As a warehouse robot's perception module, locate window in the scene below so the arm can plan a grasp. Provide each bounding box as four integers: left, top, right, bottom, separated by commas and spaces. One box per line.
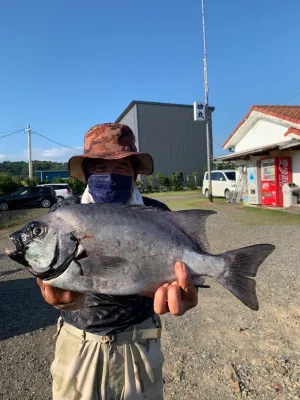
224, 172, 236, 181
216, 172, 225, 181
211, 172, 218, 181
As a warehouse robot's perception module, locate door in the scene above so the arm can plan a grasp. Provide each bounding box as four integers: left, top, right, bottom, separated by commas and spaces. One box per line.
7, 188, 32, 208
217, 172, 227, 196
261, 158, 276, 206
27, 187, 43, 205
210, 172, 219, 196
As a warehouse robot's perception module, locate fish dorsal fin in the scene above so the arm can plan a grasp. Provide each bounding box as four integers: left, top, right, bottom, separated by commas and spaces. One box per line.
170, 209, 216, 252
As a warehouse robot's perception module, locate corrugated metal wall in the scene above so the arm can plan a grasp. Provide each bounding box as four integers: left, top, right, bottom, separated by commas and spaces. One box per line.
136, 103, 208, 176
117, 105, 140, 150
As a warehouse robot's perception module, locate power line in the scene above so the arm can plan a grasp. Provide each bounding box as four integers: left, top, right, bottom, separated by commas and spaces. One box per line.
0, 128, 24, 134
280, 91, 300, 104
32, 131, 81, 152
0, 129, 25, 139
213, 137, 224, 149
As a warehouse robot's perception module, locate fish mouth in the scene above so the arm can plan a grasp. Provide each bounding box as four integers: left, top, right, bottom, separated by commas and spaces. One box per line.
8, 230, 79, 280
7, 231, 61, 278
6, 247, 29, 266
7, 233, 30, 268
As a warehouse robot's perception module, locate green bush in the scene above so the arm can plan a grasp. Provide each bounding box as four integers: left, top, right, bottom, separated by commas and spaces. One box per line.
156, 172, 172, 191
146, 175, 154, 192
22, 177, 38, 187
0, 173, 23, 195
170, 173, 183, 191
67, 178, 86, 195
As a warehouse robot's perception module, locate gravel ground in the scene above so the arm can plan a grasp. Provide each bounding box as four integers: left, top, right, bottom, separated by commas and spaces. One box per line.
0, 204, 299, 400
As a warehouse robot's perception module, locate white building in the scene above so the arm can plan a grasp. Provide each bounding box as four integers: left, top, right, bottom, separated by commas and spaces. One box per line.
216, 105, 300, 207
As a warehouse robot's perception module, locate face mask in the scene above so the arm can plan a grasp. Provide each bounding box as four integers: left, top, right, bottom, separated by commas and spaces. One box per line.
87, 173, 133, 204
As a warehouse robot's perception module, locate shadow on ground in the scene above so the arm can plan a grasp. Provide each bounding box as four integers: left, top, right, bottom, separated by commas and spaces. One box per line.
0, 268, 23, 277
0, 278, 59, 340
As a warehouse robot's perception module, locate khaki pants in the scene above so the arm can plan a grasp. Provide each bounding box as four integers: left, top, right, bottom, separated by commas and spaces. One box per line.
51, 317, 164, 400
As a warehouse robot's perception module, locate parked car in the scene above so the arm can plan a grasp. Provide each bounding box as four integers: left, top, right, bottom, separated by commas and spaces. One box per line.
0, 186, 57, 211
37, 183, 73, 201
202, 170, 236, 199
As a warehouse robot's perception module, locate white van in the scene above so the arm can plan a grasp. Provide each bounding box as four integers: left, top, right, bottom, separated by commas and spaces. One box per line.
37, 183, 73, 202
202, 170, 236, 199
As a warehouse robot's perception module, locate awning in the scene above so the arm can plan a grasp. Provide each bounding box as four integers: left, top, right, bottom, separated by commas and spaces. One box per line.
215, 140, 300, 161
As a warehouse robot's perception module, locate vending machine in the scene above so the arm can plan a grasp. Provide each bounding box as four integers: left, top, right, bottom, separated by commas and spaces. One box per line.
260, 157, 292, 206
247, 161, 261, 204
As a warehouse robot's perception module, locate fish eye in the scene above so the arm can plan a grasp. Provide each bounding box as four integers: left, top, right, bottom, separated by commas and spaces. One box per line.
32, 226, 44, 237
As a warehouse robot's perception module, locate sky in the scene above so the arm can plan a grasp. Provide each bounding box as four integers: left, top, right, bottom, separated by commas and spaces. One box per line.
0, 0, 300, 162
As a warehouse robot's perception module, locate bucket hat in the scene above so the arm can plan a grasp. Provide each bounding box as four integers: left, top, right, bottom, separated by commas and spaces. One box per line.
68, 123, 154, 182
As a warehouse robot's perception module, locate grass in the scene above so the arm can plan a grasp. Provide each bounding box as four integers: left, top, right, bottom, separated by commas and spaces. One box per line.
147, 191, 300, 225
146, 189, 203, 197
237, 206, 300, 225
0, 209, 48, 231
146, 190, 226, 210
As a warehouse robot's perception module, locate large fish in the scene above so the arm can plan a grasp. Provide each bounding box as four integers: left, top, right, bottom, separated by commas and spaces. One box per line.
6, 204, 275, 310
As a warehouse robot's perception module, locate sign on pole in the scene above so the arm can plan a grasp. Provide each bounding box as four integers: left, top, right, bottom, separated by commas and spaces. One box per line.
193, 101, 206, 122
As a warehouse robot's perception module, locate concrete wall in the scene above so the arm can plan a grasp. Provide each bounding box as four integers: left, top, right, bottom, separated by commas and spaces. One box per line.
291, 151, 300, 185
235, 119, 287, 152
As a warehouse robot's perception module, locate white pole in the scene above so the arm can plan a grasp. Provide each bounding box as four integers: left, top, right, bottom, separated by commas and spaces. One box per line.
201, 0, 213, 202
25, 124, 33, 180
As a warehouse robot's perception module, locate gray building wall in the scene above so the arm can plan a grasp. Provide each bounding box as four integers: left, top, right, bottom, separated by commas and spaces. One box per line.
118, 102, 208, 177
117, 104, 140, 150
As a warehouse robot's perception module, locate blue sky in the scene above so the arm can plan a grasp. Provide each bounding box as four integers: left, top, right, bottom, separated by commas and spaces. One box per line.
0, 0, 300, 161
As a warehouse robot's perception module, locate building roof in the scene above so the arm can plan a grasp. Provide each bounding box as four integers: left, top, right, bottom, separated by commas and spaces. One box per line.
284, 126, 300, 137
216, 139, 300, 161
223, 105, 300, 148
115, 100, 215, 123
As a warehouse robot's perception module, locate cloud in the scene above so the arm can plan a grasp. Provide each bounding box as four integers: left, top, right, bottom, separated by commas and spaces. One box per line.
0, 147, 83, 162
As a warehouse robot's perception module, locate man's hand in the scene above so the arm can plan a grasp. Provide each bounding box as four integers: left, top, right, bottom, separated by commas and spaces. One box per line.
37, 278, 85, 311
154, 262, 198, 316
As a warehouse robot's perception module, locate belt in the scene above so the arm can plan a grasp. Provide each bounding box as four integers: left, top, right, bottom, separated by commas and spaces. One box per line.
55, 317, 161, 343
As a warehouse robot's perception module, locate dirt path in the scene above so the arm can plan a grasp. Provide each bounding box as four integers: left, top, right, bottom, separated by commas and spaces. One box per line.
0, 204, 299, 399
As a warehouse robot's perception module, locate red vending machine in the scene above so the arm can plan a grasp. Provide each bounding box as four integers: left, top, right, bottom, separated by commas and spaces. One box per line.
260, 157, 292, 206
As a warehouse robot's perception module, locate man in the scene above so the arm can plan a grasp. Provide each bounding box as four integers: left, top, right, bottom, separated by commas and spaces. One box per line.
38, 123, 198, 400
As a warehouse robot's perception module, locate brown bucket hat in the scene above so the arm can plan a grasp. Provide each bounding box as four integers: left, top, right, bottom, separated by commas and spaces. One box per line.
68, 123, 154, 182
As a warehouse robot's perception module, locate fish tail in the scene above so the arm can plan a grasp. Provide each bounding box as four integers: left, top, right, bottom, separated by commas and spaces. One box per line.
214, 244, 275, 311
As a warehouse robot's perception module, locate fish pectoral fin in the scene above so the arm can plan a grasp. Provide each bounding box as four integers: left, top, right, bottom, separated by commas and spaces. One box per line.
79, 255, 130, 278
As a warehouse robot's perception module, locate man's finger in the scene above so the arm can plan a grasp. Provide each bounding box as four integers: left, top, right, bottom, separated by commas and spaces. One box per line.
167, 285, 183, 316
175, 262, 194, 293
154, 285, 169, 315
175, 262, 198, 309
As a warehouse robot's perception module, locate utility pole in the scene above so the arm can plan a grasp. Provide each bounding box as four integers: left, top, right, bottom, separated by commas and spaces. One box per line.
25, 124, 33, 180
202, 0, 213, 202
